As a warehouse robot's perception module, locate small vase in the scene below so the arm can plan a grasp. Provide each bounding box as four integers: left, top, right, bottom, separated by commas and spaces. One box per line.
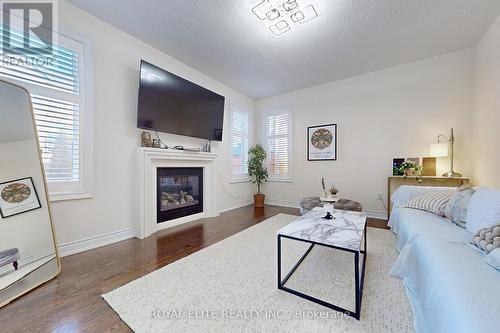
404, 168, 414, 176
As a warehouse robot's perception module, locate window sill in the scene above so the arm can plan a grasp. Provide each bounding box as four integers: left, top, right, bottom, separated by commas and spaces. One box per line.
49, 192, 93, 202
267, 178, 293, 183
230, 177, 250, 184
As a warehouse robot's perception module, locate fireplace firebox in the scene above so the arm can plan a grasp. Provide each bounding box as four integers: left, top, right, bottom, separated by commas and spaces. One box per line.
157, 167, 203, 223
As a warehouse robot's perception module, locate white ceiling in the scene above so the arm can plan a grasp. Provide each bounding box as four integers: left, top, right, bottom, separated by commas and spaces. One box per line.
67, 0, 500, 99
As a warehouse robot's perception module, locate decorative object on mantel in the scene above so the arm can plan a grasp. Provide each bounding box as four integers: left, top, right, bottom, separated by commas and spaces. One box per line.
399, 160, 422, 176
152, 139, 161, 148
248, 144, 268, 208
430, 128, 462, 177
140, 131, 152, 147
308, 124, 337, 161
202, 140, 211, 153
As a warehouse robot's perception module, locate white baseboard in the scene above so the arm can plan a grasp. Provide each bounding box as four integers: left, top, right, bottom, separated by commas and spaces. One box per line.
58, 200, 253, 257
58, 227, 137, 257
265, 198, 299, 208
265, 198, 388, 220
54, 204, 387, 258
219, 198, 253, 213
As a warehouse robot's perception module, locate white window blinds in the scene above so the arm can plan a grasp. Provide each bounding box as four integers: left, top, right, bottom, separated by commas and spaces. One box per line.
0, 25, 88, 198
32, 94, 80, 182
264, 109, 291, 180
231, 105, 250, 178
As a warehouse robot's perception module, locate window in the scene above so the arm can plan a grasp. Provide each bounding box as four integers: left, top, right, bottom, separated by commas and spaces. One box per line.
0, 28, 91, 200
231, 105, 251, 180
263, 108, 292, 181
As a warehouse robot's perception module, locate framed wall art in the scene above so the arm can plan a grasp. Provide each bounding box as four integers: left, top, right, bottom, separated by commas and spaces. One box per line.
308, 124, 337, 161
0, 177, 41, 218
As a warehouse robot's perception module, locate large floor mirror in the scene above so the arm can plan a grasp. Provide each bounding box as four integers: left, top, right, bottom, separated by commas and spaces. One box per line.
0, 80, 60, 307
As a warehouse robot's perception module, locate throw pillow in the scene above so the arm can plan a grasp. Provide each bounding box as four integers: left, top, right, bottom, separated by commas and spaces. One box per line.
466, 187, 500, 234
404, 190, 456, 216
485, 248, 500, 271
471, 224, 500, 253
444, 188, 475, 228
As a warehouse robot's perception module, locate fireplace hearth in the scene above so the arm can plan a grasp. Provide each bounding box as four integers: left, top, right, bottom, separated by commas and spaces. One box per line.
157, 167, 203, 223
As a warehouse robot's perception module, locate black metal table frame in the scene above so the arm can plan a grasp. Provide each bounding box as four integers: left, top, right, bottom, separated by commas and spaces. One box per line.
277, 224, 367, 320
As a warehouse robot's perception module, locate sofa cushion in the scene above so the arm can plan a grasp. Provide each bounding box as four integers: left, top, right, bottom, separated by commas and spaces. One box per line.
466, 187, 500, 234
390, 185, 458, 215
404, 190, 456, 216
390, 207, 470, 252
471, 224, 500, 253
391, 236, 500, 333
444, 188, 475, 228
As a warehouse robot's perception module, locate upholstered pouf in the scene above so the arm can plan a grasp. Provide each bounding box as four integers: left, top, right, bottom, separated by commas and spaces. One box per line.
299, 197, 323, 215
299, 197, 363, 215
0, 248, 20, 270
335, 199, 363, 212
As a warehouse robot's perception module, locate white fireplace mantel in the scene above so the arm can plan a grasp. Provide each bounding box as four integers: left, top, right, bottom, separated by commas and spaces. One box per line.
135, 147, 219, 239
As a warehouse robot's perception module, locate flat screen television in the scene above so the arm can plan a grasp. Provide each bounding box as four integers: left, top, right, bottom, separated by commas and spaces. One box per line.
137, 60, 225, 141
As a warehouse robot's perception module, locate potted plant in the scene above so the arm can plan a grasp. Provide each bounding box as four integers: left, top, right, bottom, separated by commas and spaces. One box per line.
248, 144, 268, 208
399, 161, 422, 176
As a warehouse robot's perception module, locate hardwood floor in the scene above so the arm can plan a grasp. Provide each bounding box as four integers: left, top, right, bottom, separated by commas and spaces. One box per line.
0, 205, 387, 332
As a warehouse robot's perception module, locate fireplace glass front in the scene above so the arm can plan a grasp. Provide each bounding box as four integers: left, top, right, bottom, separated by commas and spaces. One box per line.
157, 167, 203, 223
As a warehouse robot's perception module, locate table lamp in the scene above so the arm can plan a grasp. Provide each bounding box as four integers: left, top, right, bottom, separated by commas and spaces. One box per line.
429, 128, 462, 177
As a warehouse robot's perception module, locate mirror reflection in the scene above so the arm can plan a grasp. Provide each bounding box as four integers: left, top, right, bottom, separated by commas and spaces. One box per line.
0, 80, 60, 306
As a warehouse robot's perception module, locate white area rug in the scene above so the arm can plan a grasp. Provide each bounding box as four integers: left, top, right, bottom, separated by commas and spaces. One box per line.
103, 214, 414, 332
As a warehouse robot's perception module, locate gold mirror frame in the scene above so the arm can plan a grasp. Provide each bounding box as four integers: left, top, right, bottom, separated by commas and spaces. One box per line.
0, 79, 61, 307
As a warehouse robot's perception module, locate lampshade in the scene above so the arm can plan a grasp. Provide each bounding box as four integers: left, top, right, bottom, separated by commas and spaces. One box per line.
430, 143, 449, 157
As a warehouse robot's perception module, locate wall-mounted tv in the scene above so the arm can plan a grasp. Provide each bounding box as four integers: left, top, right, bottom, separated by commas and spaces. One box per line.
137, 60, 225, 141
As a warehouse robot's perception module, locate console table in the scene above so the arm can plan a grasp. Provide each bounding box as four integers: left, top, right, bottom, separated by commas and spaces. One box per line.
388, 176, 470, 218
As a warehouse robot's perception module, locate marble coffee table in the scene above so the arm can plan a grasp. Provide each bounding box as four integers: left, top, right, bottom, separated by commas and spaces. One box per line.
277, 207, 367, 320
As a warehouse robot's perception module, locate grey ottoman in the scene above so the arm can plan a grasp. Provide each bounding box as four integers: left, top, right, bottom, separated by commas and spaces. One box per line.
0, 248, 20, 271
299, 197, 363, 215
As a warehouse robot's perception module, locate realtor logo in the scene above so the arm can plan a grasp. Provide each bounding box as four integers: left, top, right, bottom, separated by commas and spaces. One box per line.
1, 0, 57, 56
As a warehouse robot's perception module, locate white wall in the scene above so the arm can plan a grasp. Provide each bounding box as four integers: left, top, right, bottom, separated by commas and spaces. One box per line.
43, 1, 495, 252
474, 13, 500, 188
50, 1, 255, 249
257, 50, 475, 217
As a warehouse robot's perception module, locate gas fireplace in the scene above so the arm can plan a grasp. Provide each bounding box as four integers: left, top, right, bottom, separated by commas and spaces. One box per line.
157, 167, 203, 223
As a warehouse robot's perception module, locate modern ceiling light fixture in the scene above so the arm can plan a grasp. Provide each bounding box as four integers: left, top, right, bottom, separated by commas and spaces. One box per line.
252, 0, 319, 36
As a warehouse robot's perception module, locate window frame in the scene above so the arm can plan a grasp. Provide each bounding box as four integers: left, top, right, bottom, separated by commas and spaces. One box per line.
230, 103, 252, 183
0, 29, 93, 201
262, 106, 293, 183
